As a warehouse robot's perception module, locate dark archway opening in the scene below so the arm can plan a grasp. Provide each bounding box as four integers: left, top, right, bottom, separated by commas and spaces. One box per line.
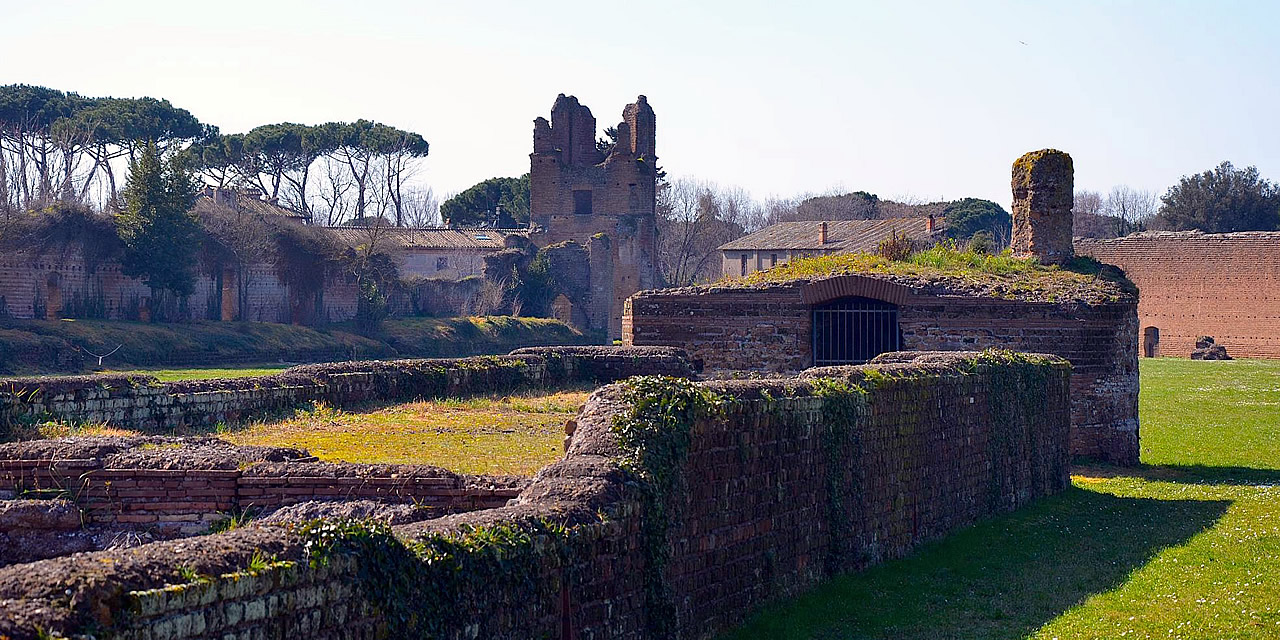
811, 296, 901, 366
1143, 326, 1160, 358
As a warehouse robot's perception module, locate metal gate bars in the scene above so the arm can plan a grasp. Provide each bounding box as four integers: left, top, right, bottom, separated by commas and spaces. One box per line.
811, 296, 900, 366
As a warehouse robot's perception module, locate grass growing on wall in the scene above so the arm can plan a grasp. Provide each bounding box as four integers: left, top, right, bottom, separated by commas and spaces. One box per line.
724, 245, 1135, 302
722, 357, 1280, 639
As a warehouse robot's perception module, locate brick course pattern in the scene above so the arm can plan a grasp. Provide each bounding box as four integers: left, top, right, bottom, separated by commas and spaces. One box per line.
0, 457, 520, 536
0, 351, 1072, 639
623, 274, 1139, 464
529, 94, 661, 339
1076, 231, 1280, 359
0, 346, 695, 432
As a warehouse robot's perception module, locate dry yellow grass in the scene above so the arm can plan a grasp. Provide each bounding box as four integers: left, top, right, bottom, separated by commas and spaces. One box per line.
222, 389, 591, 476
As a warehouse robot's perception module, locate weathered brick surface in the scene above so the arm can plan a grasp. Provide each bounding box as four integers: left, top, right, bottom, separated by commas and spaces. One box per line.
0, 457, 519, 535
0, 352, 1071, 640
529, 94, 661, 339
1077, 231, 1280, 359
0, 346, 694, 432
624, 276, 1139, 464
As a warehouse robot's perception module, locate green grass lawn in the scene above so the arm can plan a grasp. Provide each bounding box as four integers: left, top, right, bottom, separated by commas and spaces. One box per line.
724, 357, 1280, 639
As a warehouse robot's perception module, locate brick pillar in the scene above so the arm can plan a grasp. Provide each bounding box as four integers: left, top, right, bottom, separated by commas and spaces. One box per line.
1011, 149, 1074, 265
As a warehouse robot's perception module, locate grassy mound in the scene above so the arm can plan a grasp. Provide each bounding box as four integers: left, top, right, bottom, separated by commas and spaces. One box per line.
0, 316, 594, 375
727, 245, 1136, 304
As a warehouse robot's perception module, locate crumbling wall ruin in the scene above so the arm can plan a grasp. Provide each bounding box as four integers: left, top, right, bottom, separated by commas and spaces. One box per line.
529, 94, 661, 339
0, 351, 1072, 640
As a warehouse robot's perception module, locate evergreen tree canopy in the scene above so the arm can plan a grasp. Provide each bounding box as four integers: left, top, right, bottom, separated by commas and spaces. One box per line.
116, 140, 202, 298
1155, 161, 1280, 232
943, 198, 1011, 243
440, 175, 530, 228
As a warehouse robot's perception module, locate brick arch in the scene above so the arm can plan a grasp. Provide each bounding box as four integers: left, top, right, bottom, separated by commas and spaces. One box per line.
800, 275, 913, 306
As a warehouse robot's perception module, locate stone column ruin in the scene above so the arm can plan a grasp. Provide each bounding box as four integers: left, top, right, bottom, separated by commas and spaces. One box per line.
1011, 149, 1074, 265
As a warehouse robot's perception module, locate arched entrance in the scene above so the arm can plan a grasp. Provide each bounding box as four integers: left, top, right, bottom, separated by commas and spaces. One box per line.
811, 296, 901, 366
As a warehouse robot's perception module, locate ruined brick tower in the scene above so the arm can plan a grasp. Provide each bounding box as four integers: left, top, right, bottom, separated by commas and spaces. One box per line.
1011, 149, 1074, 265
530, 94, 660, 339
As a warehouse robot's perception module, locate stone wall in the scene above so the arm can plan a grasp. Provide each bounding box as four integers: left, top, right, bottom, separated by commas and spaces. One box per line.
529, 94, 661, 339
0, 448, 521, 536
0, 351, 1072, 639
624, 274, 1139, 464
0, 250, 360, 324
0, 346, 695, 433
1077, 231, 1280, 359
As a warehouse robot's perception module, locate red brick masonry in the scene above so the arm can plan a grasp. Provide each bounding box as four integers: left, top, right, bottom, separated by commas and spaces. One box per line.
624, 274, 1139, 464
1076, 231, 1280, 359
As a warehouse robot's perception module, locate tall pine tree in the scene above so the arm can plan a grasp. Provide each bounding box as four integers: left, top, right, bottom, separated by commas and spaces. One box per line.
117, 140, 201, 312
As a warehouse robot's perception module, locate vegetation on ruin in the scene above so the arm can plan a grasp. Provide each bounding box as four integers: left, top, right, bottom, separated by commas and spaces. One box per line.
611, 375, 727, 638
724, 357, 1280, 639
724, 243, 1137, 303
0, 315, 590, 375
298, 515, 578, 637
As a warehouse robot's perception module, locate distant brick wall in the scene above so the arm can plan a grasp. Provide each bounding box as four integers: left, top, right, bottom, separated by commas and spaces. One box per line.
0, 352, 1072, 640
0, 346, 695, 433
624, 274, 1139, 464
0, 251, 358, 323
1076, 231, 1280, 359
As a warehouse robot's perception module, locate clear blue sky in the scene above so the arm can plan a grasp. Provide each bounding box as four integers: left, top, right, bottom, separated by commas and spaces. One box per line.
6, 0, 1278, 209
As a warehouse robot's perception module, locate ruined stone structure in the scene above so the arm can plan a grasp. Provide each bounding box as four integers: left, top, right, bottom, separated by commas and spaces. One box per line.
1076, 231, 1280, 359
0, 351, 1071, 639
1012, 149, 1074, 265
529, 94, 661, 339
624, 274, 1139, 463
623, 149, 1140, 463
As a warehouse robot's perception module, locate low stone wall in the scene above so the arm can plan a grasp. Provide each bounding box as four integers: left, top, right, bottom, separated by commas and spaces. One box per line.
0, 440, 522, 535
0, 351, 1072, 639
0, 346, 695, 433
624, 274, 1139, 464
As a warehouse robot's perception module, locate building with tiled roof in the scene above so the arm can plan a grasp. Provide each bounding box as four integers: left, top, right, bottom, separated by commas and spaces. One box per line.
718, 217, 946, 277
324, 226, 531, 280
194, 187, 310, 222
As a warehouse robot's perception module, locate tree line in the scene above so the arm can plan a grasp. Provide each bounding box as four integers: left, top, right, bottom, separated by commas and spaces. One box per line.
1075, 162, 1280, 238
0, 84, 433, 227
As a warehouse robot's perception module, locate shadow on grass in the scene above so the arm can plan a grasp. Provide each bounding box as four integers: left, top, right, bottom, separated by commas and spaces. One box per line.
722, 486, 1230, 640
1076, 463, 1280, 486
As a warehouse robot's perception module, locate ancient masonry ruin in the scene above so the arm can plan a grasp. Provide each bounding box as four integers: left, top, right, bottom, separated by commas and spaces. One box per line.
1077, 231, 1280, 359
625, 149, 1142, 464
529, 94, 661, 339
0, 350, 1071, 638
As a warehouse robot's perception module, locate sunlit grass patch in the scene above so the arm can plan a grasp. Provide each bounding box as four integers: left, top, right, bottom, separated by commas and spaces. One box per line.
724, 358, 1280, 639
221, 388, 591, 475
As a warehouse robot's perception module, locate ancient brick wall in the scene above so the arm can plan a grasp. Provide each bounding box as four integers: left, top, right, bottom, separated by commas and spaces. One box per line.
624, 275, 1139, 463
529, 94, 660, 339
0, 251, 359, 324
0, 352, 1071, 640
1076, 231, 1280, 359
0, 461, 518, 535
